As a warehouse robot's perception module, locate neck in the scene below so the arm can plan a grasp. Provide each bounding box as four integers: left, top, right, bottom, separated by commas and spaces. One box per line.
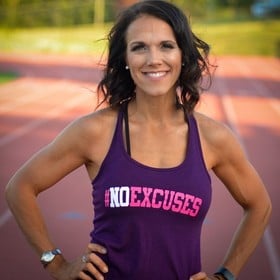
128, 94, 179, 124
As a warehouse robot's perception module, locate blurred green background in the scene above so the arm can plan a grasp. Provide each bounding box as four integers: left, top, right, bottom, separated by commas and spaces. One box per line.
0, 0, 279, 57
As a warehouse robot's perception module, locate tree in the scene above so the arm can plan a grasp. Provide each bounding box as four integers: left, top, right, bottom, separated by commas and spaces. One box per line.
94, 0, 105, 24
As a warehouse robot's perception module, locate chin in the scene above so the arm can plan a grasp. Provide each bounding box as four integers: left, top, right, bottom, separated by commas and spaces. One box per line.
145, 91, 169, 98
137, 87, 175, 98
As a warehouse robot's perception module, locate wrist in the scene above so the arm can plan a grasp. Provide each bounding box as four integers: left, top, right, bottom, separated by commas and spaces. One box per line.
213, 274, 227, 280
41, 248, 62, 267
209, 275, 225, 280
214, 267, 236, 280
40, 248, 67, 277
45, 254, 68, 278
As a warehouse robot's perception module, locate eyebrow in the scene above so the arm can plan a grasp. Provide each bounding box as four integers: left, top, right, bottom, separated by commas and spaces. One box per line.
128, 40, 177, 46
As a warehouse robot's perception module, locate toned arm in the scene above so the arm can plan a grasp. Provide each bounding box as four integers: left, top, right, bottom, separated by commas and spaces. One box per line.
201, 116, 272, 277
4, 113, 100, 276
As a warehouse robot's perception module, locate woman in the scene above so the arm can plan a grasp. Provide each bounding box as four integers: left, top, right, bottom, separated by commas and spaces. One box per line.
5, 1, 271, 280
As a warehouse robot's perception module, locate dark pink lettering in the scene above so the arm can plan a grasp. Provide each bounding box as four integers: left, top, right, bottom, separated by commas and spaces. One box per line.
162, 190, 175, 211
151, 188, 164, 208
171, 192, 185, 212
180, 194, 194, 215
130, 186, 141, 207
190, 197, 202, 217
140, 187, 153, 208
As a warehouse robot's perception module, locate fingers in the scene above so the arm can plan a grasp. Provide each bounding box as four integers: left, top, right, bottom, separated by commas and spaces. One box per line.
86, 243, 108, 273
86, 243, 107, 255
189, 272, 220, 280
87, 252, 108, 273
80, 243, 108, 280
190, 272, 207, 280
80, 262, 106, 280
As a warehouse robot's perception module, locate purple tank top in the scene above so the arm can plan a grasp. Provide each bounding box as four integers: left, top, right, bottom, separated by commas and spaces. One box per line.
90, 108, 212, 279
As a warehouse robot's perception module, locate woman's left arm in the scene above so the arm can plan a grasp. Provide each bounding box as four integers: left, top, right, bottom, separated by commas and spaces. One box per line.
210, 123, 272, 278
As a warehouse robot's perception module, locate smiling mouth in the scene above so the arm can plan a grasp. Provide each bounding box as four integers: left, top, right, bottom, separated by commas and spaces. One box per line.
144, 71, 168, 78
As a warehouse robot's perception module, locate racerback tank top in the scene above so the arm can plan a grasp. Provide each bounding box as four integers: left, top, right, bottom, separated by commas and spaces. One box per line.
90, 107, 212, 279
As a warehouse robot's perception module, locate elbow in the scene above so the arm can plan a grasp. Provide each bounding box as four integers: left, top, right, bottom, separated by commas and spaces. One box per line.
5, 176, 33, 210
245, 195, 272, 227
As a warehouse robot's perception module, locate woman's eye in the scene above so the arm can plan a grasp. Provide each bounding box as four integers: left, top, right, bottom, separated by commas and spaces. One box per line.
162, 43, 175, 49
131, 44, 147, 52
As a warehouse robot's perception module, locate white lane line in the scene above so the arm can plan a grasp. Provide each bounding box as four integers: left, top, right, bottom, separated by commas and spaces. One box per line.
263, 226, 280, 277
0, 209, 12, 227
0, 92, 91, 148
217, 75, 280, 279
0, 80, 58, 114
0, 88, 93, 226
230, 59, 280, 117
0, 94, 92, 226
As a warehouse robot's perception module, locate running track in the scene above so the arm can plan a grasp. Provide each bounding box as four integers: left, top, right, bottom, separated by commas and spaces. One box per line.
0, 54, 279, 279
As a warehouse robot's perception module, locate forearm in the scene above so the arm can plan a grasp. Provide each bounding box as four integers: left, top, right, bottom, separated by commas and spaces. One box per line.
221, 203, 271, 277
5, 179, 57, 256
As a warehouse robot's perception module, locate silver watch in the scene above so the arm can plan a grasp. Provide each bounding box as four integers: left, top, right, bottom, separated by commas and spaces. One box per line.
40, 248, 62, 266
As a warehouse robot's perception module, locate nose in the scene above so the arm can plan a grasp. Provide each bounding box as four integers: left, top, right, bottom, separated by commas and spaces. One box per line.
146, 48, 162, 66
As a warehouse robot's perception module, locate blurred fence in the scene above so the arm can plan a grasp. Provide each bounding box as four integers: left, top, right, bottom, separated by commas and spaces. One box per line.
0, 0, 257, 28
0, 0, 115, 27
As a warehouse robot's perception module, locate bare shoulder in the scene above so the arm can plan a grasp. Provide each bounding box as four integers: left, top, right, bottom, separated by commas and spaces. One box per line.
51, 107, 118, 163
72, 106, 117, 146
193, 111, 245, 169
73, 107, 118, 138
193, 112, 234, 145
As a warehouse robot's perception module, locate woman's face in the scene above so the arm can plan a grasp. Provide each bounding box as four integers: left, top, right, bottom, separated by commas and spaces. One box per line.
125, 15, 182, 99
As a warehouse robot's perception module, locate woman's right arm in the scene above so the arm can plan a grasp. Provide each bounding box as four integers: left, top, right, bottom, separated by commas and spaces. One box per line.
5, 115, 109, 279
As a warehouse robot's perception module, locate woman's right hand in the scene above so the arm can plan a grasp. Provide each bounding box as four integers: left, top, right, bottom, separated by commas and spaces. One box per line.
189, 272, 221, 280
48, 243, 109, 280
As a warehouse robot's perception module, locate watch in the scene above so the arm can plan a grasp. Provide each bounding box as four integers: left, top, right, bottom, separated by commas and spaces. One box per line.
214, 267, 235, 280
40, 248, 62, 267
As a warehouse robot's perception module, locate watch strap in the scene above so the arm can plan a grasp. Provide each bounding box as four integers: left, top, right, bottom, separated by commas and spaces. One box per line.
50, 248, 62, 256
214, 267, 236, 280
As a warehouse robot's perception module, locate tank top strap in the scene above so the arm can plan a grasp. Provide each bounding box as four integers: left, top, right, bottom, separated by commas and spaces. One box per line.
187, 113, 198, 142
186, 113, 208, 173
114, 107, 125, 146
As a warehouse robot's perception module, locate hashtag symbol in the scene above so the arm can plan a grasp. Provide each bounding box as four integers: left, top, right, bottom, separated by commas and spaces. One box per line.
104, 189, 110, 207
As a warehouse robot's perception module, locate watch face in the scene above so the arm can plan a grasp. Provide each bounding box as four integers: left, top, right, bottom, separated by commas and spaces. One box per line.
41, 251, 55, 263
41, 249, 62, 265
44, 252, 55, 262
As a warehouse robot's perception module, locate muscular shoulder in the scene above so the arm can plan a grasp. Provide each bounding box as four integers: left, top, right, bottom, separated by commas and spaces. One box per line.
193, 112, 245, 169
53, 107, 118, 163
193, 112, 232, 145
74, 107, 118, 139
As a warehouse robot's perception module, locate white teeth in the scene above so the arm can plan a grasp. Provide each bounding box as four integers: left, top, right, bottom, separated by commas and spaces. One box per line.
146, 72, 166, 78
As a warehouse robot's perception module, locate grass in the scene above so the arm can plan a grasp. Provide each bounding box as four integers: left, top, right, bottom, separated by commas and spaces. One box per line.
193, 19, 280, 57
0, 19, 279, 57
0, 23, 111, 55
0, 72, 18, 84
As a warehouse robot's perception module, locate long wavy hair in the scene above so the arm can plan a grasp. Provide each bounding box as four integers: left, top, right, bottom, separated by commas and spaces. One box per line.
97, 0, 213, 113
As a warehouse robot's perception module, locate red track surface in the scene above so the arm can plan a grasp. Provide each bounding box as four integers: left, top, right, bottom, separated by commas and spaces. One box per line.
0, 53, 279, 279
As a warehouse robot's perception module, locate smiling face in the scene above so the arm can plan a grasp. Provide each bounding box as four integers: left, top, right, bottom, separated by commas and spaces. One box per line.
125, 15, 182, 100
